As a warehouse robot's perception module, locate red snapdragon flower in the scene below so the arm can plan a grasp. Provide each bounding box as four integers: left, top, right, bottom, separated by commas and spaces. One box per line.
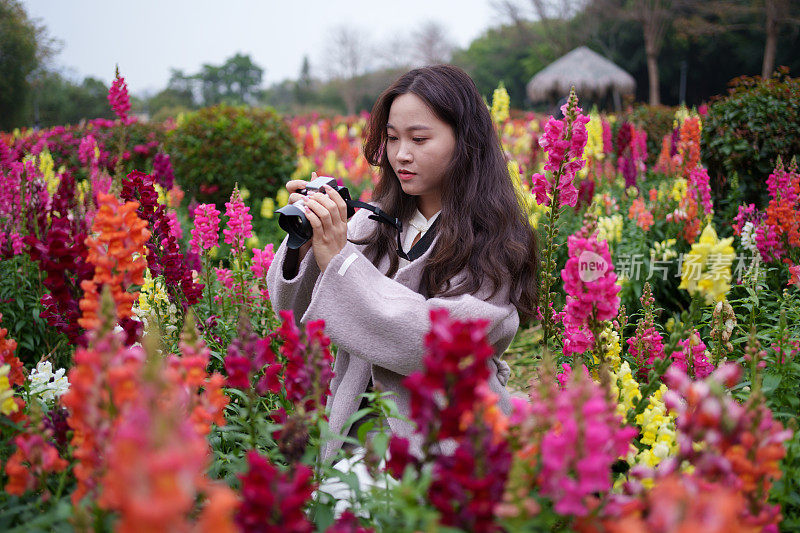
235, 450, 315, 533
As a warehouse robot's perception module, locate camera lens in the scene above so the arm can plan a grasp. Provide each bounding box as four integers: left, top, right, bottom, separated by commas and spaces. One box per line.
287, 214, 311, 239
277, 202, 314, 249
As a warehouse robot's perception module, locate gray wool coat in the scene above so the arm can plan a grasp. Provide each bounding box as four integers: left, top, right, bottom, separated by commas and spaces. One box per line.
266, 205, 517, 462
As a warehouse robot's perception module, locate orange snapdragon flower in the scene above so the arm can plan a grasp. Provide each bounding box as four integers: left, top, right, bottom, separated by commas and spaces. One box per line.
655, 134, 679, 175
79, 193, 150, 330
0, 314, 26, 423
629, 197, 654, 231
678, 116, 701, 175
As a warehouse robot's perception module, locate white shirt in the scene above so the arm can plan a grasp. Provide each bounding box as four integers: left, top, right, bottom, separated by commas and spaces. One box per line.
398, 208, 441, 268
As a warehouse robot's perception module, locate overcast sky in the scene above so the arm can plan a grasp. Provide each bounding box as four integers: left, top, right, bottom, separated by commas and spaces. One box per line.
23, 0, 502, 97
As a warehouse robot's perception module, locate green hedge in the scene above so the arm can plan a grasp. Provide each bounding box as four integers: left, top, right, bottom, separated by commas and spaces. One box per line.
626, 104, 677, 164
702, 68, 800, 206
167, 104, 297, 207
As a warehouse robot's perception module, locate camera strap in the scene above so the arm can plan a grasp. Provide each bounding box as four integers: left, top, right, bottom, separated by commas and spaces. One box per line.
347, 200, 439, 261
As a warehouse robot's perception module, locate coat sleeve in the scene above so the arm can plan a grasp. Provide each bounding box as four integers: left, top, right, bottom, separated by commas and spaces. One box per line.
300, 241, 520, 377
265, 234, 321, 323
265, 207, 374, 323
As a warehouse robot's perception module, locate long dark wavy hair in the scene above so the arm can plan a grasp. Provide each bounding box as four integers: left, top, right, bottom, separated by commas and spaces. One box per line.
356, 64, 540, 322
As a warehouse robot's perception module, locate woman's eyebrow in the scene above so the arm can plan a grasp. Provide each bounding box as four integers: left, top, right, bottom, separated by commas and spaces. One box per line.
386, 123, 433, 131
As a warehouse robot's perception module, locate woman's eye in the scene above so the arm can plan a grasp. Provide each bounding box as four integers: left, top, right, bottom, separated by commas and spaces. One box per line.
413, 137, 427, 143
387, 135, 398, 141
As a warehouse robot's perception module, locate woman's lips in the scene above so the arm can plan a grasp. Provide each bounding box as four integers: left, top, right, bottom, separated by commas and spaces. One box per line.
398, 170, 416, 180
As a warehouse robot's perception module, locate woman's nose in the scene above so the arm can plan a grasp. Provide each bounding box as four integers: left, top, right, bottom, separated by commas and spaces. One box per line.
397, 142, 412, 163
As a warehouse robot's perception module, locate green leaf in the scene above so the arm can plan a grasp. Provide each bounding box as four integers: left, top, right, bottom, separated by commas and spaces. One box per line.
762, 373, 782, 395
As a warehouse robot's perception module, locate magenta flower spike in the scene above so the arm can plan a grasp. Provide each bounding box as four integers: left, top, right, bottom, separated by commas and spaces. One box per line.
108, 67, 131, 123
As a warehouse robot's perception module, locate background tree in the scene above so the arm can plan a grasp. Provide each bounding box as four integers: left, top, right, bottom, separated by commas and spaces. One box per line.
219, 53, 264, 104
493, 0, 589, 56
674, 0, 800, 78
141, 68, 197, 120
452, 21, 566, 108
322, 26, 373, 114
0, 0, 58, 129
585, 0, 673, 105
411, 21, 455, 65
293, 55, 314, 106
31, 72, 114, 127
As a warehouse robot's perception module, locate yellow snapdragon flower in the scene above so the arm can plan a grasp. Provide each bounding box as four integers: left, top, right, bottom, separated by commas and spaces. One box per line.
261, 197, 275, 219
38, 150, 59, 196
679, 224, 736, 304
276, 189, 289, 208
597, 325, 622, 371
77, 180, 91, 205
310, 124, 321, 147
136, 269, 169, 314
610, 361, 641, 419
609, 363, 678, 489
321, 150, 338, 176
634, 385, 678, 476
154, 183, 168, 205
650, 238, 678, 262
670, 177, 688, 202
292, 156, 315, 181
491, 82, 510, 125
597, 214, 623, 245
584, 113, 605, 161
673, 105, 689, 129
1, 365, 19, 415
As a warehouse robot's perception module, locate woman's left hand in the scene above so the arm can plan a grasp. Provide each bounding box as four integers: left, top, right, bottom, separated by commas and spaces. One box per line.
302, 184, 349, 272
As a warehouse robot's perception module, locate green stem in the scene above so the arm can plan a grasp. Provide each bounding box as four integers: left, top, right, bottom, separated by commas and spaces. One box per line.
247, 388, 257, 449
52, 463, 70, 501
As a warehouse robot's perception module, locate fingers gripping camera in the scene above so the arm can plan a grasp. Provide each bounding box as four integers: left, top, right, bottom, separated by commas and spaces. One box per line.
276, 177, 355, 249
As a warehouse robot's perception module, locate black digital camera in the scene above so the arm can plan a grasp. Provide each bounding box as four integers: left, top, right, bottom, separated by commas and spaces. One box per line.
275, 177, 356, 249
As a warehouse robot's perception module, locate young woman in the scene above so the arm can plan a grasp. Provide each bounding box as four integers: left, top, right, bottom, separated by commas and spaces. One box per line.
266, 64, 539, 463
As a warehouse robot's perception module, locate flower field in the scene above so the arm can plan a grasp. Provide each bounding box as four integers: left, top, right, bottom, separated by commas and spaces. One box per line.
1, 72, 799, 532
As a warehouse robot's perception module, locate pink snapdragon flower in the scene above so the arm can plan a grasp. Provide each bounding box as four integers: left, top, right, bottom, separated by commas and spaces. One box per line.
215, 268, 234, 292
755, 223, 785, 263
0, 164, 22, 223
78, 135, 97, 165
152, 153, 175, 190
688, 166, 714, 217
602, 119, 613, 154
627, 325, 666, 380
789, 264, 800, 288
189, 204, 220, 255
531, 364, 636, 516
251, 244, 275, 280
9, 232, 24, 255
766, 160, 800, 205
166, 211, 183, 242
560, 232, 620, 356
108, 70, 131, 123
251, 244, 275, 301
733, 203, 760, 236
223, 187, 253, 252
672, 330, 715, 379
531, 88, 590, 208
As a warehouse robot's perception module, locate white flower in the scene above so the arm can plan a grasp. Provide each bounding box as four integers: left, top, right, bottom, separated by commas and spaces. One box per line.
740, 221, 758, 254
29, 361, 70, 402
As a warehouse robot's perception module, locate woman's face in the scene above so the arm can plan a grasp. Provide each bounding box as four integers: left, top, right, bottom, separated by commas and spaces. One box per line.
386, 93, 456, 217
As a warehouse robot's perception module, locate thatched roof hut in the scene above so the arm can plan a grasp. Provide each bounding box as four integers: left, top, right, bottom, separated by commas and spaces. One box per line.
526, 46, 635, 108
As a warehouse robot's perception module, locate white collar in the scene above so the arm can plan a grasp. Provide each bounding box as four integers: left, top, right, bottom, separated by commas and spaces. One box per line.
408, 208, 441, 234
